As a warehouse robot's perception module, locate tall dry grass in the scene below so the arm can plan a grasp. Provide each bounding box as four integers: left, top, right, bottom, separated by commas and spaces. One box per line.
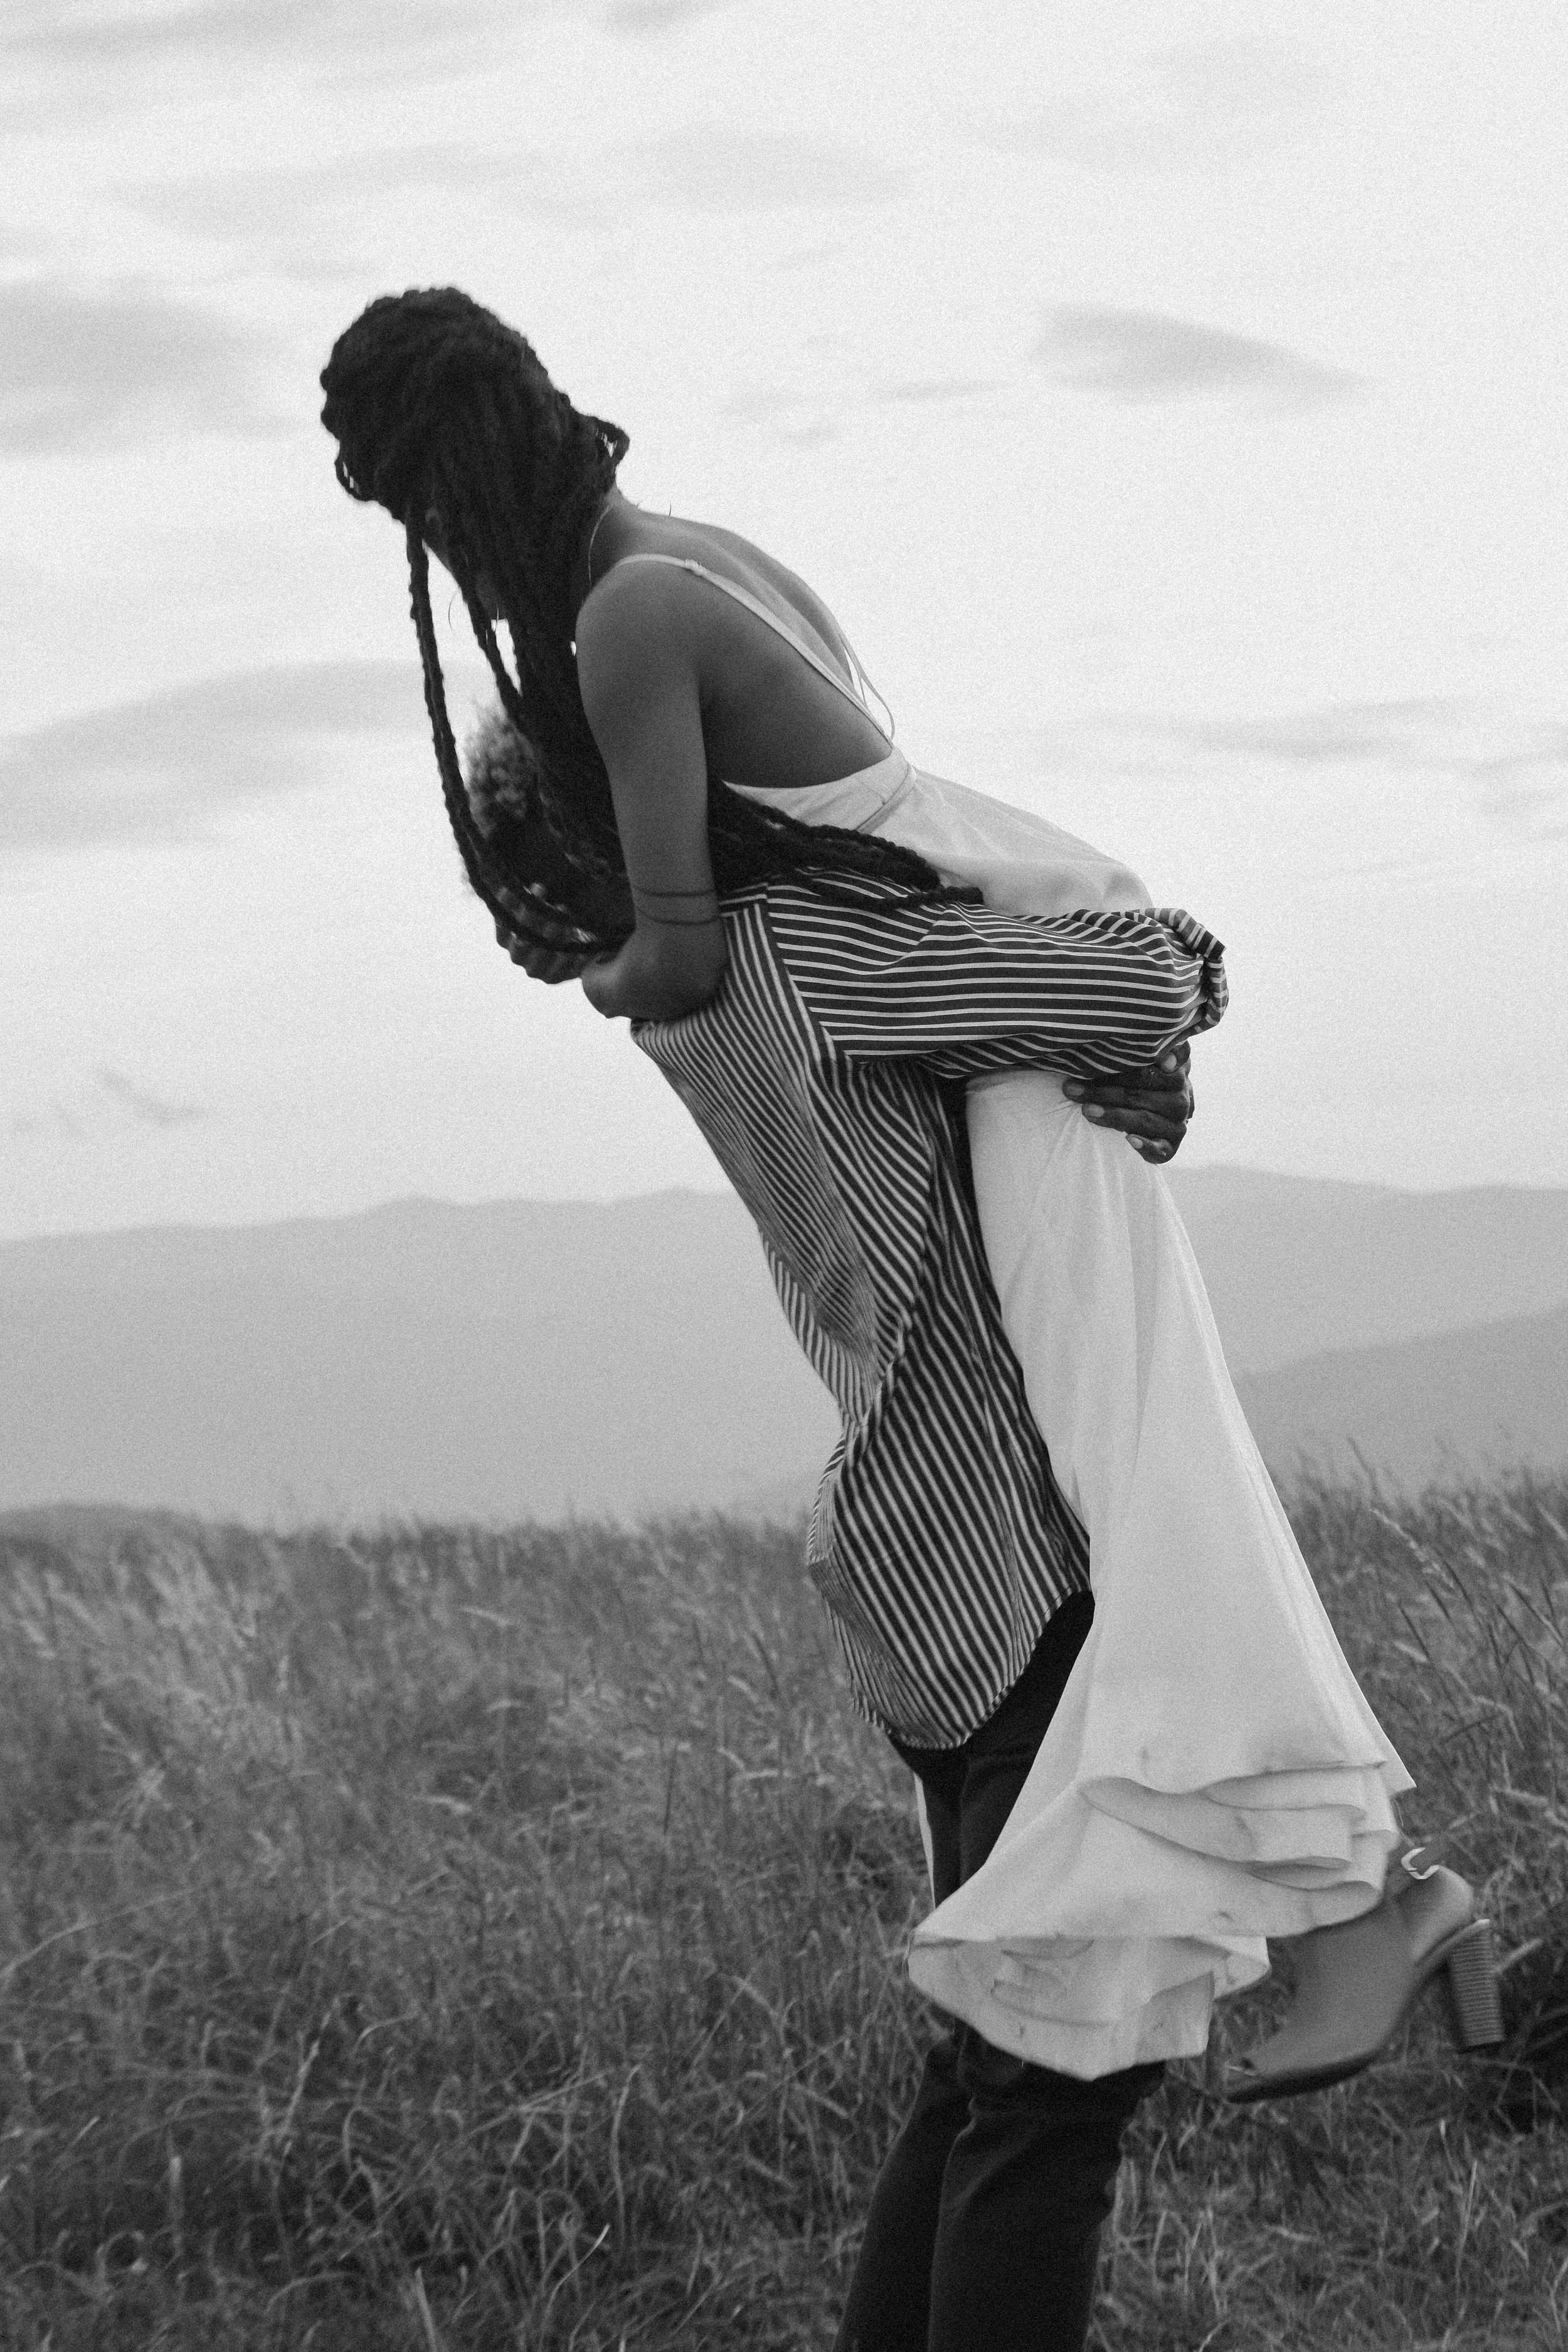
0, 1475, 1564, 2350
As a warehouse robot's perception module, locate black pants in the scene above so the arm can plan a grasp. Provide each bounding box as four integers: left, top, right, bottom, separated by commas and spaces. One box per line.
835, 1594, 1165, 2352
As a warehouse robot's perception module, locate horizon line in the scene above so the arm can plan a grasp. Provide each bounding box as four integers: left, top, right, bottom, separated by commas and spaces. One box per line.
7, 1161, 1567, 1248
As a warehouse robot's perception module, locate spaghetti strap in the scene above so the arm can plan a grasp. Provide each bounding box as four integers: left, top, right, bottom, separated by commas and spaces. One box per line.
607, 553, 894, 743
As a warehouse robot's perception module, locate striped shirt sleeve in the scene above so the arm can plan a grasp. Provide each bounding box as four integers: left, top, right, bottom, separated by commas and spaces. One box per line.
768, 893, 1228, 1079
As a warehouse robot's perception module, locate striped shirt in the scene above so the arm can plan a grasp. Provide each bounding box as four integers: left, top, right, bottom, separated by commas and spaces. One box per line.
634, 870, 1227, 1747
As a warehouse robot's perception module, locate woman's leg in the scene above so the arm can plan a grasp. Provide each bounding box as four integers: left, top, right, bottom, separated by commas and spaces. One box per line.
957, 1075, 1409, 1954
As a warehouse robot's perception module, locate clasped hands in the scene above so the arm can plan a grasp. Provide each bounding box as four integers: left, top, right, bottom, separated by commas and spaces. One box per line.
496, 915, 1197, 1163
1062, 1043, 1194, 1164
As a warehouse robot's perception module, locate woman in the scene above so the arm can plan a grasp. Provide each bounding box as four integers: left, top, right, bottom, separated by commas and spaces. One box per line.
319, 288, 1501, 2102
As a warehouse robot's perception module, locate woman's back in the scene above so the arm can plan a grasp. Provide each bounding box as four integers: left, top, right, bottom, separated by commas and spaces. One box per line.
585, 507, 1150, 919
579, 506, 896, 798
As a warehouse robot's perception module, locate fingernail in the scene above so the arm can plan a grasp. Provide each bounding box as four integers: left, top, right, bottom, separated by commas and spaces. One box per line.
1083, 1104, 1104, 1120
1160, 1054, 1177, 1071
1062, 1082, 1083, 1098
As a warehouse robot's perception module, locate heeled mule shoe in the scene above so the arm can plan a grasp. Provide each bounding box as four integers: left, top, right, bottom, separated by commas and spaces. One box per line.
1221, 1846, 1505, 2104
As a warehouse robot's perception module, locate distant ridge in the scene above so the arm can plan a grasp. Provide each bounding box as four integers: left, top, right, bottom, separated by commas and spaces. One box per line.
1164, 1166, 1568, 1374
1236, 1300, 1568, 1491
0, 1193, 838, 1524
3, 1175, 1565, 1521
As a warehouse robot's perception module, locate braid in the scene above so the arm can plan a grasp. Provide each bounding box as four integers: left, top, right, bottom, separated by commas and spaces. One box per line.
321, 286, 953, 946
406, 522, 597, 953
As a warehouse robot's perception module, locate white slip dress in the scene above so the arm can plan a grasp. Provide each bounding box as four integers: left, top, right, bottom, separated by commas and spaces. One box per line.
617, 555, 1414, 2079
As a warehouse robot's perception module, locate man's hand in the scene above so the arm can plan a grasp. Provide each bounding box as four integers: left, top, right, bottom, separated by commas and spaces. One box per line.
1062, 1043, 1194, 1163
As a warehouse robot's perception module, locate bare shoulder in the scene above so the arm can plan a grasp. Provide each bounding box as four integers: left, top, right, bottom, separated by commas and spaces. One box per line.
575, 557, 688, 659
575, 561, 698, 723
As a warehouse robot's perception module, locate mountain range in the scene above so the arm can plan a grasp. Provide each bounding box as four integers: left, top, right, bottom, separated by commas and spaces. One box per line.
3, 1169, 1565, 1523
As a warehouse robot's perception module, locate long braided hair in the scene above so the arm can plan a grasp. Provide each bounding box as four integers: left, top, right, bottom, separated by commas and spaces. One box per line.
319, 287, 950, 952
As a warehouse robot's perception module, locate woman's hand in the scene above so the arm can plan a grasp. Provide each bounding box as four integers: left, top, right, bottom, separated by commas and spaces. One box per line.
494, 915, 599, 985
1062, 1044, 1195, 1163
580, 945, 635, 1019
579, 921, 728, 1023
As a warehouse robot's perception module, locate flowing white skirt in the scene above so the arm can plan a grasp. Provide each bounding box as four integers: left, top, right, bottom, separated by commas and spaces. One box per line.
729, 751, 1414, 2077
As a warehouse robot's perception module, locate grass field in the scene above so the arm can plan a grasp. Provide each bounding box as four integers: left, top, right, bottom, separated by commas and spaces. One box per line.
1, 1473, 1565, 2349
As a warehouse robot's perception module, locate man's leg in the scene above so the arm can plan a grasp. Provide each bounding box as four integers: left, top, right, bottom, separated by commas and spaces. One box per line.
925, 2033, 1158, 2351
834, 1750, 967, 2352
837, 1594, 1161, 2352
926, 1594, 1163, 2352
833, 2029, 970, 2352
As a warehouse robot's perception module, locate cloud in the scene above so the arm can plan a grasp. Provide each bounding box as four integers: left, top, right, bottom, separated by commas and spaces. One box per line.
1082, 700, 1568, 838
0, 281, 287, 456
630, 131, 908, 213
0, 0, 523, 133
1179, 702, 1452, 765
3, 0, 737, 115
8, 1103, 83, 1139
722, 383, 811, 421
1462, 731, 1568, 832
719, 366, 847, 448
97, 1069, 207, 1128
11, 1072, 208, 1141
123, 143, 601, 253
1032, 305, 1362, 410
776, 240, 844, 274
602, 0, 736, 29
992, 40, 1322, 174
721, 364, 990, 445
0, 659, 440, 854
871, 377, 999, 408
1229, 706, 1568, 837
1, 0, 504, 73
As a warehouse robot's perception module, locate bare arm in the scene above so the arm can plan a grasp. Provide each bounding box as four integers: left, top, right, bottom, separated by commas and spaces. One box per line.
572, 569, 729, 1022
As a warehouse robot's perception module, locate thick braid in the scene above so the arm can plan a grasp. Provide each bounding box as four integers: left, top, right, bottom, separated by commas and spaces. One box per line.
702, 775, 940, 895
406, 523, 596, 950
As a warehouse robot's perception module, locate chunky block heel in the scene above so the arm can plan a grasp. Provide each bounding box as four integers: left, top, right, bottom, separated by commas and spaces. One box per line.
1444, 1917, 1504, 2049
1221, 1856, 1505, 2104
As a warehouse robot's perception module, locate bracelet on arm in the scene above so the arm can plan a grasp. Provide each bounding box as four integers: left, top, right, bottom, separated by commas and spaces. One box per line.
632, 883, 724, 929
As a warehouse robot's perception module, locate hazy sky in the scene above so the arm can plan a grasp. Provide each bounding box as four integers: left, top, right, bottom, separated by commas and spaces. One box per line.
3, 0, 1565, 1240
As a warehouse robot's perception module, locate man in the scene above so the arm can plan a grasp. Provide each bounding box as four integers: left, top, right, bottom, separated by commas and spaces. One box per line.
513, 859, 1208, 2352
